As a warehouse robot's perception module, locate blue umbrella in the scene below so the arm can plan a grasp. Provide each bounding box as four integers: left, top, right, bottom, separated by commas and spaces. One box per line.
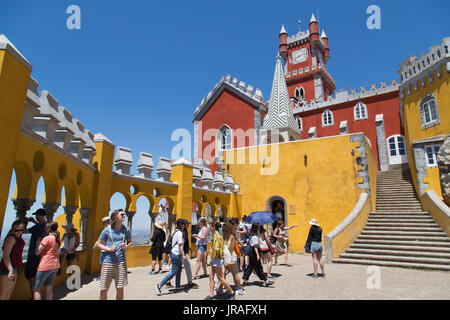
244, 211, 279, 225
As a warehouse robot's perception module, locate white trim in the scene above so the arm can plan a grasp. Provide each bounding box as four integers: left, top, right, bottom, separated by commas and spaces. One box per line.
295, 116, 303, 131
424, 143, 442, 168
322, 109, 334, 127
419, 94, 440, 129
354, 102, 368, 121
387, 134, 408, 165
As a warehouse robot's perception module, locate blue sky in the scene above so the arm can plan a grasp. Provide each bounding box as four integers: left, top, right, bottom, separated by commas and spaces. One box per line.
1, 0, 449, 235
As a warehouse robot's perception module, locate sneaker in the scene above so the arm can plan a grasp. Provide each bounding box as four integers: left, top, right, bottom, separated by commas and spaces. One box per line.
158, 270, 163, 274
156, 284, 162, 296
149, 270, 155, 275
236, 288, 245, 295
189, 282, 199, 289
165, 281, 173, 288
264, 280, 274, 287
228, 292, 236, 300
312, 274, 318, 279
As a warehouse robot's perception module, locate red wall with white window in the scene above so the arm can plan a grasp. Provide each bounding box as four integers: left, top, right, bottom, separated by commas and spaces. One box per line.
198, 89, 258, 172
294, 90, 401, 169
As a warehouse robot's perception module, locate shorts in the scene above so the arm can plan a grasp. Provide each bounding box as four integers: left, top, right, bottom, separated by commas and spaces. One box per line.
100, 261, 128, 291
197, 244, 207, 253
242, 246, 252, 256
151, 251, 163, 261
25, 256, 40, 279
34, 268, 58, 288
0, 267, 18, 276
310, 241, 323, 253
211, 258, 224, 267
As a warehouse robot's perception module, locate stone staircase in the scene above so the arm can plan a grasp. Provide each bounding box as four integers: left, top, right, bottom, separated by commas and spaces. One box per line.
333, 165, 450, 271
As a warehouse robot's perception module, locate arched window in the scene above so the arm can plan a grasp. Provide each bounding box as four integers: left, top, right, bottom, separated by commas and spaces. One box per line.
295, 116, 302, 131
419, 94, 439, 129
322, 109, 334, 127
354, 102, 368, 120
299, 87, 305, 100
217, 125, 232, 151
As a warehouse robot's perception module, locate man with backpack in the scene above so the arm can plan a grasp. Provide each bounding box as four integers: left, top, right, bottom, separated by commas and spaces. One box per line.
156, 219, 185, 295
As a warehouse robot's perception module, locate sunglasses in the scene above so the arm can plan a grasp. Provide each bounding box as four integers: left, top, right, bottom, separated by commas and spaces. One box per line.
119, 213, 126, 217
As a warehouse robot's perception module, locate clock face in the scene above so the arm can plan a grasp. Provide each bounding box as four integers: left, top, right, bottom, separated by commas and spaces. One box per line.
292, 48, 307, 64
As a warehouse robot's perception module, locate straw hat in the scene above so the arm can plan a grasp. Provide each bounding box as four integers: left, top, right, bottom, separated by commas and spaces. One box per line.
155, 221, 164, 229
308, 218, 320, 227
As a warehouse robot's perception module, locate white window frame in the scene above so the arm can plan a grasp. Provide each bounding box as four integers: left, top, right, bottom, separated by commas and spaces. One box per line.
216, 125, 233, 156
425, 144, 441, 168
354, 102, 368, 121
322, 109, 334, 127
419, 94, 439, 129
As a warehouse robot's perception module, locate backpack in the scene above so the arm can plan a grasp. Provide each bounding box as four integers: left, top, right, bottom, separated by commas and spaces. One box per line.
164, 230, 182, 252
269, 228, 278, 244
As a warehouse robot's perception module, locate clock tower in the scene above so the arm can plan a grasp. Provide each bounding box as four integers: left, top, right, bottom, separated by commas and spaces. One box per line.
279, 14, 335, 106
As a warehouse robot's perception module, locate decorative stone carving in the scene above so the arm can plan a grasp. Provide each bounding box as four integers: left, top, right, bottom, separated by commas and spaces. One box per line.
156, 157, 172, 182
64, 205, 78, 226
437, 135, 450, 206
137, 152, 154, 179
201, 168, 213, 190
115, 146, 133, 175
12, 198, 35, 221
213, 171, 224, 191
78, 208, 90, 250
43, 202, 59, 222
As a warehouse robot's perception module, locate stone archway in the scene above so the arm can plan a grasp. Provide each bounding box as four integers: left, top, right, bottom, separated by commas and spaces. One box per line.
265, 195, 288, 232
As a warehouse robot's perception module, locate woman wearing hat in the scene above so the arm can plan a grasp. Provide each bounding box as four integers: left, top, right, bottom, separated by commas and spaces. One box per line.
58, 223, 80, 275
306, 218, 325, 278
149, 221, 166, 275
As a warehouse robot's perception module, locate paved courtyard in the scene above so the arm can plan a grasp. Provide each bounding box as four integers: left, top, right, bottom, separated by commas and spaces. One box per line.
55, 253, 450, 300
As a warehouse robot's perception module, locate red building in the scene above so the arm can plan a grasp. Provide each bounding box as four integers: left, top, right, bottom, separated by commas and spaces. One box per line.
193, 14, 407, 173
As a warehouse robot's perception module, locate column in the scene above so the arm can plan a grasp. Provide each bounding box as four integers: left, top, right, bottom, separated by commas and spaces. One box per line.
64, 205, 78, 226
12, 198, 34, 221
375, 114, 389, 171
79, 208, 91, 250
149, 212, 158, 238
125, 211, 136, 236
43, 202, 59, 222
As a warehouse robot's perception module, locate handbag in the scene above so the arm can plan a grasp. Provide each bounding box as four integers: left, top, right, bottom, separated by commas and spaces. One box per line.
224, 245, 233, 265
269, 246, 275, 255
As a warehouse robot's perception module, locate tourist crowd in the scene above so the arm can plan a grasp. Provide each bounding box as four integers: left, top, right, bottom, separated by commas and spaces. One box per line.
0, 209, 325, 300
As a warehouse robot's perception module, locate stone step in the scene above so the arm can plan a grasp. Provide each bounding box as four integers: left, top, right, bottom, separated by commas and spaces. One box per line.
376, 202, 422, 206
332, 258, 450, 271
357, 235, 450, 242
366, 222, 439, 228
370, 211, 429, 215
338, 253, 450, 266
363, 226, 443, 232
361, 230, 447, 237
349, 243, 450, 253
367, 216, 434, 223
353, 238, 450, 247
345, 248, 450, 259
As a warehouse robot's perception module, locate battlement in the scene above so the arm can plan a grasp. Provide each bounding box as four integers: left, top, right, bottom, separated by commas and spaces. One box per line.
21, 77, 97, 167
292, 79, 399, 114
287, 30, 310, 46
113, 149, 235, 194
193, 74, 266, 117
399, 37, 450, 85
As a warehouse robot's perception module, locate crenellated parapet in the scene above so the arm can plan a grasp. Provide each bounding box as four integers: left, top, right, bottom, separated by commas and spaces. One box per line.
193, 74, 267, 119
399, 37, 449, 96
20, 79, 97, 167
292, 79, 400, 114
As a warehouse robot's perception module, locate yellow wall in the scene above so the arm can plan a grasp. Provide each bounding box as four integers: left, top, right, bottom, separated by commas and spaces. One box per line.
223, 135, 374, 252
403, 65, 450, 198
0, 49, 31, 232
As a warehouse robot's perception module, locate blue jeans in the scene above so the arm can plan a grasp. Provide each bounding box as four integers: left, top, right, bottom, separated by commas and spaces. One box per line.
159, 253, 182, 288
